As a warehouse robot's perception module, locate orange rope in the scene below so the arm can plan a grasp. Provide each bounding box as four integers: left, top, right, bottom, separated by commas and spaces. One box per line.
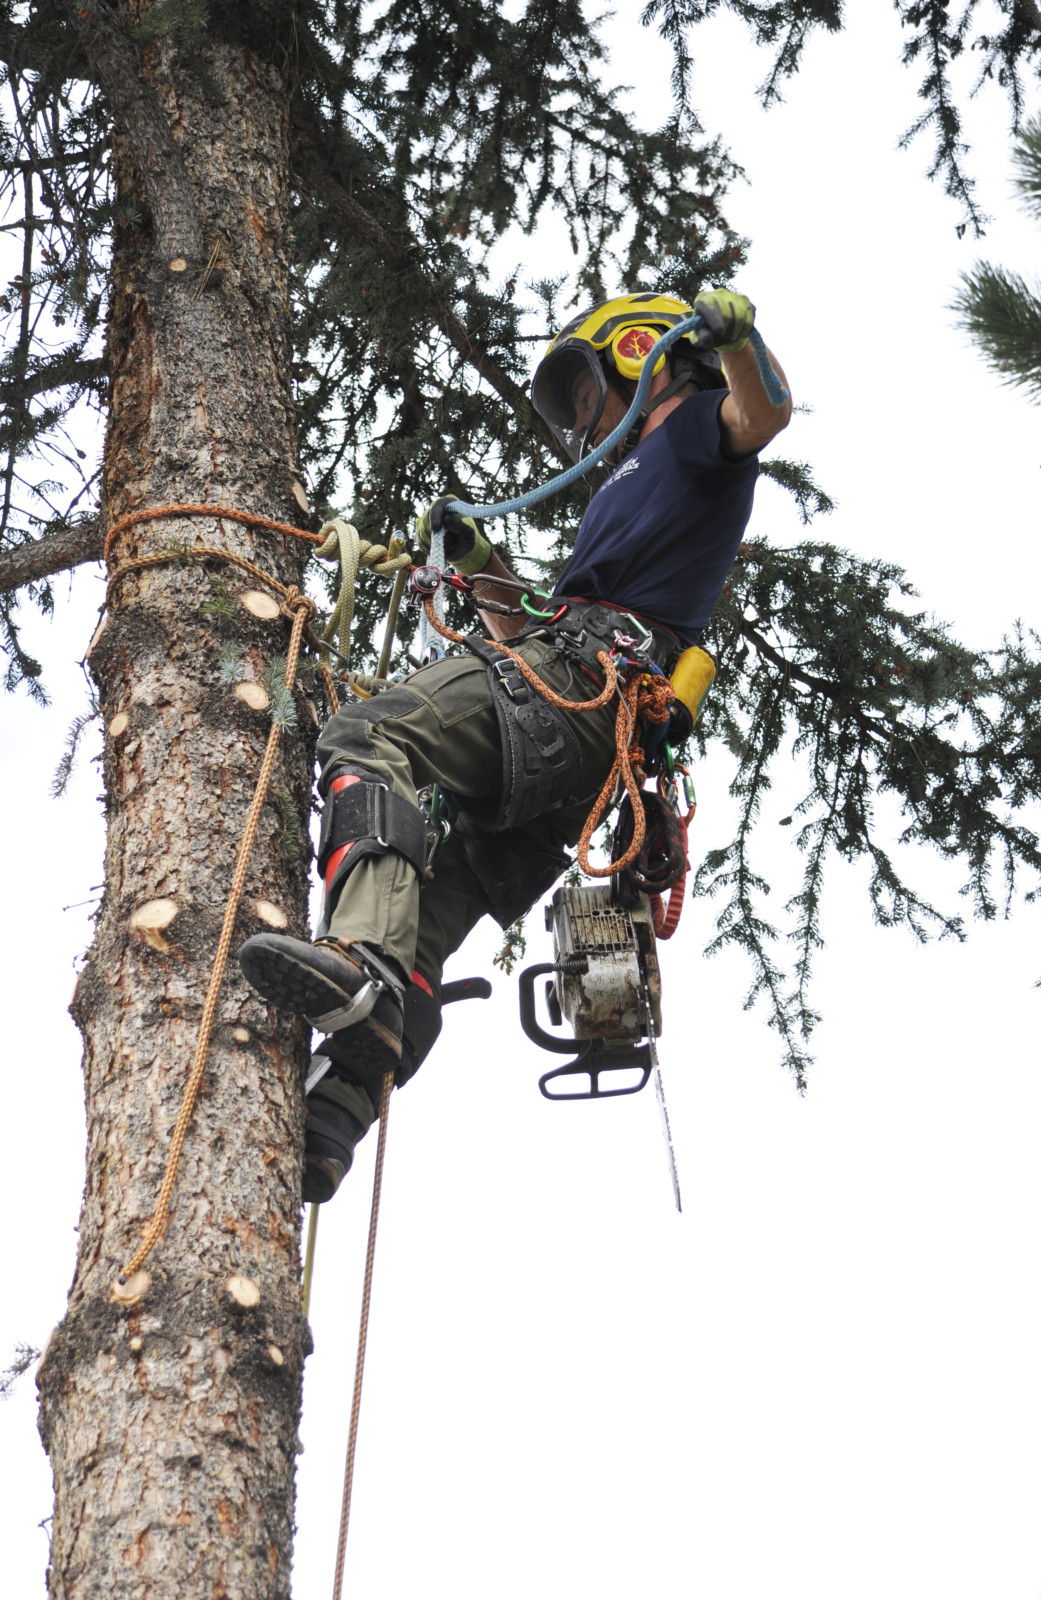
331, 1065, 395, 1600
420, 596, 619, 712
106, 544, 300, 607
103, 500, 322, 566
117, 591, 315, 1282
420, 596, 676, 880
109, 499, 390, 1281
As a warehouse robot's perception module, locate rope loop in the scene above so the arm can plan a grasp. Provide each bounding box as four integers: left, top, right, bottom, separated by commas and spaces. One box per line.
314, 519, 411, 668
281, 585, 317, 624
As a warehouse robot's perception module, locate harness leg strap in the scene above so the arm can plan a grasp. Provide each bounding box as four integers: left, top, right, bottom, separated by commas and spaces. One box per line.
315, 770, 429, 936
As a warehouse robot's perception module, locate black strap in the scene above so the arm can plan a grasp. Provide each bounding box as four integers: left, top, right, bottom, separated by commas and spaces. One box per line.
529, 600, 681, 677
318, 778, 428, 880
459, 637, 584, 831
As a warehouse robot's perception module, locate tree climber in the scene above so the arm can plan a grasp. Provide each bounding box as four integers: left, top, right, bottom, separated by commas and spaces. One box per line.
239, 289, 792, 1202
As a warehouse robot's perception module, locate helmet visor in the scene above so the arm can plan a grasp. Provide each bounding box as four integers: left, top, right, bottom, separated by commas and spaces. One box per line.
530, 341, 609, 462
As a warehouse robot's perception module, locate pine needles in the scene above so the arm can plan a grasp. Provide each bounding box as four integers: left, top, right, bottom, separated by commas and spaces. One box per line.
952, 116, 1041, 400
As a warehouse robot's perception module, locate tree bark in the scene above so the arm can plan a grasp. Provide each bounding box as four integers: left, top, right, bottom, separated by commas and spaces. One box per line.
36, 9, 314, 1597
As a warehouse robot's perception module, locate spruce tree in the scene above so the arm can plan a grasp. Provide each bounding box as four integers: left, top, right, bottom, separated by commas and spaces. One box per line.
953, 115, 1041, 395
2, 3, 1041, 1596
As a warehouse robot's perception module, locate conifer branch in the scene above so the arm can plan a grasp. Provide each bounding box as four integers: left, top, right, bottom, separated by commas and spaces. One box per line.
0, 356, 105, 405
291, 118, 568, 466
0, 520, 104, 593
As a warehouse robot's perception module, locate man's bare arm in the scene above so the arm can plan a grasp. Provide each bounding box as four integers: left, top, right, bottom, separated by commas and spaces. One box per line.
718, 343, 793, 458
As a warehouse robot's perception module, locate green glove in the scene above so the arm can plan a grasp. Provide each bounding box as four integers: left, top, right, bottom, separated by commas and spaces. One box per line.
692, 288, 756, 353
415, 496, 491, 576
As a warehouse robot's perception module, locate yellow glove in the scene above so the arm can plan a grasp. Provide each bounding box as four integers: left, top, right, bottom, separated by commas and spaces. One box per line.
692, 288, 756, 353
415, 496, 491, 576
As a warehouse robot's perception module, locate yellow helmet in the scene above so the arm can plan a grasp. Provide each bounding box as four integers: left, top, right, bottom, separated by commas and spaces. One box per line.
530, 292, 724, 462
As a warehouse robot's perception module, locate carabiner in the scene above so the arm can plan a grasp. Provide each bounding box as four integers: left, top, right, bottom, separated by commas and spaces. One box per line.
521, 590, 567, 622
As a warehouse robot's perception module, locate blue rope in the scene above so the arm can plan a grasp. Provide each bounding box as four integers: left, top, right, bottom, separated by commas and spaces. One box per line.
448, 313, 788, 523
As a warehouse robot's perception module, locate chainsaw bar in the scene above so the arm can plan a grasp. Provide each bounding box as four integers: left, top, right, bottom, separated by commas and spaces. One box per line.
643, 980, 682, 1213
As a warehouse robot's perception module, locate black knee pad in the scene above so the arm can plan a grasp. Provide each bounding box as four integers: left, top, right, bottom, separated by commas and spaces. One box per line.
316, 769, 428, 933
396, 981, 442, 1088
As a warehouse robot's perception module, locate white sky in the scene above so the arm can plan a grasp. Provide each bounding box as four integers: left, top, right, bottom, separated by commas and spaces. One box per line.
3, 8, 1041, 1598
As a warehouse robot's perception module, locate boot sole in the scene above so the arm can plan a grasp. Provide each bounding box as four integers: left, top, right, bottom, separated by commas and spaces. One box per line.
241, 939, 403, 1084
239, 940, 359, 1020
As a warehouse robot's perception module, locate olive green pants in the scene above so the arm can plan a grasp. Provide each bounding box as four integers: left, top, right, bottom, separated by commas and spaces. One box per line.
315, 634, 619, 995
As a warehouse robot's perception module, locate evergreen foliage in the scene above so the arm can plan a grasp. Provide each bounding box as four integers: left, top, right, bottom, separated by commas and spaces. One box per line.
698, 541, 1041, 1085
1, 0, 1041, 1075
952, 116, 1041, 398
642, 1, 1041, 234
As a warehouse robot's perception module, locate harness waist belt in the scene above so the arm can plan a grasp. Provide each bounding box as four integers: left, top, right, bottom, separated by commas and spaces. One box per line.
522, 597, 682, 676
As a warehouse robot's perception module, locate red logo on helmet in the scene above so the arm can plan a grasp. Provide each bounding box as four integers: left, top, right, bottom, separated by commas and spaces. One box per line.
615, 327, 657, 362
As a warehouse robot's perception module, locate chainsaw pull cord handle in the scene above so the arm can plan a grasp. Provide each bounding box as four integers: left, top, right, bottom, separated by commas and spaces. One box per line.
447, 314, 788, 523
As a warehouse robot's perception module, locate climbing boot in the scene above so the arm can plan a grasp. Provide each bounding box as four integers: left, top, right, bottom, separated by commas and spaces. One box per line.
302, 1095, 366, 1205
237, 934, 405, 1076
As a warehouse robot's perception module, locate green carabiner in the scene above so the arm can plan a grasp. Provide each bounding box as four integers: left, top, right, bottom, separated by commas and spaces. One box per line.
521, 589, 562, 621
663, 741, 676, 780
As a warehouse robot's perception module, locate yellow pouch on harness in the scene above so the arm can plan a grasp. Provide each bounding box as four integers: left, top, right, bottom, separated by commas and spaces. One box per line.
670, 646, 716, 725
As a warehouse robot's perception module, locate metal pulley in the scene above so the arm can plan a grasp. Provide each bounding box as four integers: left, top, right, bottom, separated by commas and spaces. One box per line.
408, 564, 443, 599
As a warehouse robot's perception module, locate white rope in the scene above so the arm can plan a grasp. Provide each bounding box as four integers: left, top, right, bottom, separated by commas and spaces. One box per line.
418, 523, 446, 662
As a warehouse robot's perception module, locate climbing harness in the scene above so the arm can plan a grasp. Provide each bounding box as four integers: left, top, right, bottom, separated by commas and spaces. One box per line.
415, 589, 676, 882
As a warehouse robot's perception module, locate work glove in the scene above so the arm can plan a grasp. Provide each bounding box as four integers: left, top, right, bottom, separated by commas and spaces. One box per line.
692, 288, 756, 353
415, 495, 491, 576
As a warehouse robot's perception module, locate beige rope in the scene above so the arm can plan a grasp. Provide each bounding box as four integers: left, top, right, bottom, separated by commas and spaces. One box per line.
117, 592, 315, 1282
331, 1067, 395, 1600
315, 518, 410, 669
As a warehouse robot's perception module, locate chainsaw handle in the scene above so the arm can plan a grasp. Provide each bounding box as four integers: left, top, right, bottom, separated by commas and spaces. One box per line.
539, 1043, 652, 1101
518, 962, 576, 1053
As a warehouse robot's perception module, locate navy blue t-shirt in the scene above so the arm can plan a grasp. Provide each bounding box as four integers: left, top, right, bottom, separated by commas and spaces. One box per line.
553, 390, 758, 646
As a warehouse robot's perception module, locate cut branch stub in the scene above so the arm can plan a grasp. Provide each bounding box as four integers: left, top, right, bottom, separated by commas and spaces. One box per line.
129, 899, 179, 952
241, 590, 281, 620
225, 1275, 261, 1309
108, 712, 130, 739
233, 681, 270, 711
252, 899, 287, 929
110, 1270, 151, 1306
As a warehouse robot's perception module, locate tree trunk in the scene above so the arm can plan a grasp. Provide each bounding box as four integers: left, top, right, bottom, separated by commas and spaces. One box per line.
36, 10, 314, 1596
